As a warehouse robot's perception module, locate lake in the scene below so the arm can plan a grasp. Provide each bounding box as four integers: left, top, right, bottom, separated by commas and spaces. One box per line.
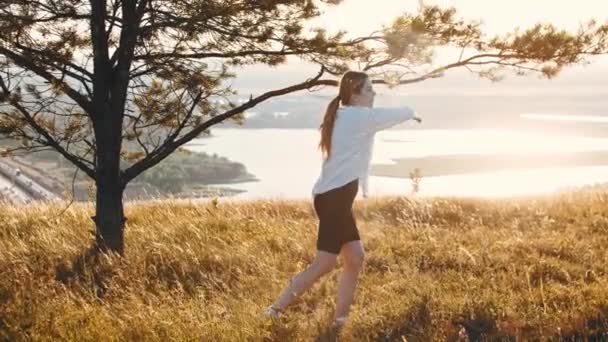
185, 123, 608, 199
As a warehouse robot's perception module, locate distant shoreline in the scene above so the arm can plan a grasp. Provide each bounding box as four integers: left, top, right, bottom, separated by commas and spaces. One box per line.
202, 173, 259, 185
371, 151, 608, 178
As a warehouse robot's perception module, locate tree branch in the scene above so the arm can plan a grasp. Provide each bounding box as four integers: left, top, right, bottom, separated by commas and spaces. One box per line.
14, 43, 94, 79
90, 0, 111, 109
122, 67, 329, 183
0, 47, 94, 113
0, 77, 96, 179
133, 48, 319, 61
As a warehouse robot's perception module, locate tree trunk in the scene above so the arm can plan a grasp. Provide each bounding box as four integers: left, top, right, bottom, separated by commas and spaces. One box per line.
92, 110, 126, 255
88, 4, 131, 255
93, 174, 126, 255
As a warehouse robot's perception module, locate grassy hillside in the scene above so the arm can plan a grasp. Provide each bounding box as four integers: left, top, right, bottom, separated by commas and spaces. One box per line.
0, 191, 607, 341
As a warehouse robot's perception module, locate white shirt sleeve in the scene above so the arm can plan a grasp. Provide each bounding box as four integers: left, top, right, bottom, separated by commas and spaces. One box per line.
368, 107, 416, 132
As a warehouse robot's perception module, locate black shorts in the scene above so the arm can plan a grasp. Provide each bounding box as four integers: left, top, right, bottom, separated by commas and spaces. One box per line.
313, 179, 360, 254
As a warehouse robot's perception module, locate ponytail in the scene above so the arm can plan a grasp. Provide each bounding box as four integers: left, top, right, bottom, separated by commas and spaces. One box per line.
319, 95, 341, 159
318, 70, 368, 159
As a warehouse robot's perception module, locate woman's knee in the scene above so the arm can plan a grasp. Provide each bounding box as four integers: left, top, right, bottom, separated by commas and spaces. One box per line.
312, 254, 338, 276
343, 245, 365, 271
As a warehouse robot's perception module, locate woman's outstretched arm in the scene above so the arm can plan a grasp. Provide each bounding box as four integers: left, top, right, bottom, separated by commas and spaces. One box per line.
368, 106, 420, 132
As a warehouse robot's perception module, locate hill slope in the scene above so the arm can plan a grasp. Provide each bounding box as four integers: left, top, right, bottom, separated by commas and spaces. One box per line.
0, 191, 607, 340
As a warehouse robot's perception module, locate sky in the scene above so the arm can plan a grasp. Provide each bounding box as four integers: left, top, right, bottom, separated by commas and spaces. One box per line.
232, 0, 608, 94
316, 0, 608, 36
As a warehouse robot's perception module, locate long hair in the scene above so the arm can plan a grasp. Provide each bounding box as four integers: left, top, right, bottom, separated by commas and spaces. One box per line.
319, 71, 368, 159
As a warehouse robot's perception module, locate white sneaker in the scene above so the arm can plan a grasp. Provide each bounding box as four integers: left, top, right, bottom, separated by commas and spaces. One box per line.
326, 317, 347, 340
262, 306, 282, 321
332, 316, 347, 327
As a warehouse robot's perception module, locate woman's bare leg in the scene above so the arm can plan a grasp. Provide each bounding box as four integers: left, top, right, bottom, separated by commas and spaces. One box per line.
334, 240, 365, 322
271, 251, 338, 311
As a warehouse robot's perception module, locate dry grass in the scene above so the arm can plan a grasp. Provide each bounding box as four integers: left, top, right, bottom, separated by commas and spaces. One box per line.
0, 190, 607, 341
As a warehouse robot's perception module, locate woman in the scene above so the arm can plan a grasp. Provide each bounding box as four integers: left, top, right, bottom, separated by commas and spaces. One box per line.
265, 71, 421, 328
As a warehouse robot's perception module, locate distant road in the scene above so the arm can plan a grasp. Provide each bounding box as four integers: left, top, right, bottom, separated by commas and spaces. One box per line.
0, 172, 33, 204
0, 161, 59, 204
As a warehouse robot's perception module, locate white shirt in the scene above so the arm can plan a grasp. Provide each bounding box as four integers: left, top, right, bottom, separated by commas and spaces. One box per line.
312, 105, 416, 198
